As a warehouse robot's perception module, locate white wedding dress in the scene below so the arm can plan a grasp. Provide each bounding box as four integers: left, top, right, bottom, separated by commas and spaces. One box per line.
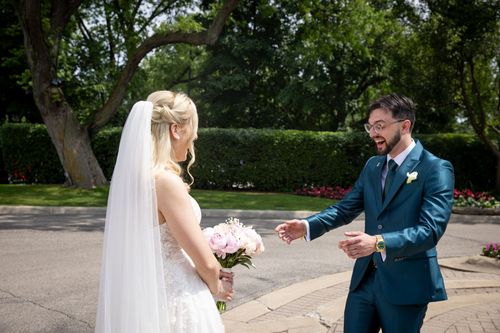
159, 196, 225, 332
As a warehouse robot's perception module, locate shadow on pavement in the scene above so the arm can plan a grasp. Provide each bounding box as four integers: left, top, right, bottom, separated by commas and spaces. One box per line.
0, 214, 105, 232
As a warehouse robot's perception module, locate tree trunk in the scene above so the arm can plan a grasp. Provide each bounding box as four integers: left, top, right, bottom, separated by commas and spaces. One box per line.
13, 0, 106, 188
37, 88, 107, 188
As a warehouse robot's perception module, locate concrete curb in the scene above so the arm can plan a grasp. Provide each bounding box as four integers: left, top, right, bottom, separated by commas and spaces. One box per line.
453, 207, 500, 215
0, 205, 318, 219
1, 205, 499, 224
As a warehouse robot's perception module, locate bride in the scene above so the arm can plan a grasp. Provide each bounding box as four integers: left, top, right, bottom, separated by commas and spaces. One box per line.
95, 91, 233, 333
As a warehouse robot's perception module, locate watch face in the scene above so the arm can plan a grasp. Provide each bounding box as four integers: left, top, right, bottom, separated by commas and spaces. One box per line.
377, 241, 385, 250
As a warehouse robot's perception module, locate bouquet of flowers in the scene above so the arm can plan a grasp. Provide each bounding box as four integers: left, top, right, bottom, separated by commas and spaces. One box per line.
203, 217, 265, 312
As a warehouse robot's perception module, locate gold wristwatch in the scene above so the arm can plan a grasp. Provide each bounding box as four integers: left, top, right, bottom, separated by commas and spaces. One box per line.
375, 234, 385, 252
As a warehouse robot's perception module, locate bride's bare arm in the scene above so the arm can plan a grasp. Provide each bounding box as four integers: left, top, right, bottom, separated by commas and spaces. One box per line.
155, 172, 232, 299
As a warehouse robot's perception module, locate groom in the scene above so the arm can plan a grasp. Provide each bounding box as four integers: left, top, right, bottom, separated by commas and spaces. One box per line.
275, 93, 454, 332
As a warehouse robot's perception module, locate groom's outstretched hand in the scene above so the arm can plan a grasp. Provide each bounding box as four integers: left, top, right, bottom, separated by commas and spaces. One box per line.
338, 231, 377, 259
274, 220, 306, 244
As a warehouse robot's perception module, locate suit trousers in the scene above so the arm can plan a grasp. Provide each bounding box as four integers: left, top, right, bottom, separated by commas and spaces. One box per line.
344, 262, 428, 333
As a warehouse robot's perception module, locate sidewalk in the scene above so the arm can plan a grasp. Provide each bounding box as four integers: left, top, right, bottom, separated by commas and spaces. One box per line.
0, 205, 499, 333
222, 256, 500, 333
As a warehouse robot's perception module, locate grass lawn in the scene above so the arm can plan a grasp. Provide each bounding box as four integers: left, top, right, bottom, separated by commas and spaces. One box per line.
0, 184, 335, 211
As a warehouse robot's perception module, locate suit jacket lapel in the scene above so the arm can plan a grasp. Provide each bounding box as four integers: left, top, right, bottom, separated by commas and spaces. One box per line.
370, 156, 386, 212
380, 141, 424, 212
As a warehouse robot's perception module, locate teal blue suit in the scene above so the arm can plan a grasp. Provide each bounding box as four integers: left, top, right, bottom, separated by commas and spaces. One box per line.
306, 141, 454, 332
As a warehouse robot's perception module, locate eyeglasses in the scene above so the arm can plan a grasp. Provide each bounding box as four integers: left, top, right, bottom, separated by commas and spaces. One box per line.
364, 119, 405, 134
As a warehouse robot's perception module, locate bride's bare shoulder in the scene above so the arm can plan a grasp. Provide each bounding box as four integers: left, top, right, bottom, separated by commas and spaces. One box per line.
154, 170, 185, 194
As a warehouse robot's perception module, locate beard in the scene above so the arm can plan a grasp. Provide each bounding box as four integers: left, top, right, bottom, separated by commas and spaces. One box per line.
375, 131, 401, 155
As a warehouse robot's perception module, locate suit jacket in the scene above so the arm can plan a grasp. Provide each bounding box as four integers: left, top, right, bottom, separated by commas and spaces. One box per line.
306, 140, 454, 305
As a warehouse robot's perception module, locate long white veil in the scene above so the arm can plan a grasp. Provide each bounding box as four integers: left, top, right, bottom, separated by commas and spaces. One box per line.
95, 101, 170, 333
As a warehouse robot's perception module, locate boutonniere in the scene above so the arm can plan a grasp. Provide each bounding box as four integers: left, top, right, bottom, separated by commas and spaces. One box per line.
406, 171, 418, 184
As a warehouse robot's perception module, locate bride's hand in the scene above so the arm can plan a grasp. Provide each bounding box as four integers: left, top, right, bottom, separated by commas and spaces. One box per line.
215, 277, 234, 301
219, 269, 234, 286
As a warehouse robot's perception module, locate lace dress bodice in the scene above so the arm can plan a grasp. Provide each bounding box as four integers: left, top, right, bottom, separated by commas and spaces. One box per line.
159, 196, 224, 332
160, 197, 205, 296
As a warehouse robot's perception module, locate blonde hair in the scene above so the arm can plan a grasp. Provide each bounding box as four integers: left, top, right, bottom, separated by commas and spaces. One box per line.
147, 90, 198, 184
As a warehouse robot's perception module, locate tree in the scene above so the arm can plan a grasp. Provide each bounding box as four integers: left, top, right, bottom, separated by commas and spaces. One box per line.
416, 0, 500, 191
277, 0, 401, 131
187, 0, 402, 131
11, 0, 239, 188
191, 0, 291, 128
382, 23, 459, 134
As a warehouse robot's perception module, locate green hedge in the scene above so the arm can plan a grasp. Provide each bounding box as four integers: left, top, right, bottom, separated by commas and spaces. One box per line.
416, 133, 496, 192
0, 123, 64, 183
0, 124, 495, 191
192, 129, 373, 191
0, 143, 7, 183
92, 127, 123, 180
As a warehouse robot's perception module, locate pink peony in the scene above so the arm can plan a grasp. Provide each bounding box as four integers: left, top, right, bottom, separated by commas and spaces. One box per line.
209, 232, 228, 252
223, 233, 241, 254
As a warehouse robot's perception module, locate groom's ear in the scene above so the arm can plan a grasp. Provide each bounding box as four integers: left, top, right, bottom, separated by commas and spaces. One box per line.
402, 119, 412, 134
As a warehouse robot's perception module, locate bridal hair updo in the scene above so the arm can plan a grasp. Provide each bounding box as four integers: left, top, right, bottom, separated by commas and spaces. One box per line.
147, 90, 198, 183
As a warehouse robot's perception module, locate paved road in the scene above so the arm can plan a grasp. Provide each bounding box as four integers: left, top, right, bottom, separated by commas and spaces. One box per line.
0, 207, 498, 333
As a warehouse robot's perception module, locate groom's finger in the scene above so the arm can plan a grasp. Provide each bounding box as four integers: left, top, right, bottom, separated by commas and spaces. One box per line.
338, 240, 349, 248
343, 237, 362, 246
274, 224, 285, 232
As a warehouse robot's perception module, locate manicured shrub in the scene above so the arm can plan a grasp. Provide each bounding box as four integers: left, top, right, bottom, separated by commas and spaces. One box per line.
92, 127, 122, 179
0, 123, 64, 183
0, 124, 495, 192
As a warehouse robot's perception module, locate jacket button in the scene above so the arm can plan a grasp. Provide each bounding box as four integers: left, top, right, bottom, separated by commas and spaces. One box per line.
377, 224, 383, 230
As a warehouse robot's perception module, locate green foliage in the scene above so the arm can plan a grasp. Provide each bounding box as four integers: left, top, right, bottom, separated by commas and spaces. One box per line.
192, 128, 372, 191
191, 189, 334, 210
114, 8, 211, 126
417, 133, 496, 191
482, 243, 500, 259
389, 0, 500, 189
3, 0, 497, 148
454, 189, 500, 209
0, 0, 40, 123
433, 0, 500, 155
1, 124, 495, 192
189, 0, 402, 131
191, 0, 289, 128
216, 248, 253, 269
279, 0, 401, 131
0, 141, 7, 183
92, 127, 123, 178
0, 184, 109, 207
0, 185, 335, 210
52, 0, 196, 125
383, 22, 459, 133
0, 124, 64, 183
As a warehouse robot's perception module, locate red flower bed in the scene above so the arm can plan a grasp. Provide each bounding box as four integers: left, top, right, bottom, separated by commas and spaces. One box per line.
294, 185, 352, 200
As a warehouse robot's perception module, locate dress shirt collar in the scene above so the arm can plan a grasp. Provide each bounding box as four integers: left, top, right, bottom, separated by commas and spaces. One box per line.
387, 140, 416, 167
